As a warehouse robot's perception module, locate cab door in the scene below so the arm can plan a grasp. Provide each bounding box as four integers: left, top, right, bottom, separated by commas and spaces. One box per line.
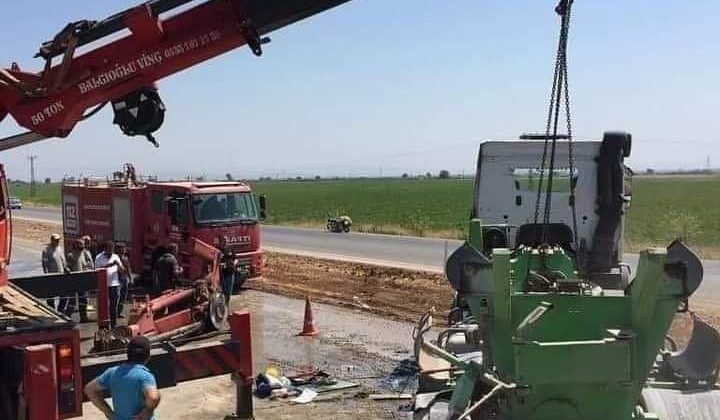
167, 194, 190, 243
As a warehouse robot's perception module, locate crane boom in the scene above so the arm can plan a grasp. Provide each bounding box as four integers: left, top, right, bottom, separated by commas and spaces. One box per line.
0, 0, 352, 150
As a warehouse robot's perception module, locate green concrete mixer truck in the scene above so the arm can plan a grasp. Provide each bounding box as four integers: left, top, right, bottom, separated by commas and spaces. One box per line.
413, 132, 720, 420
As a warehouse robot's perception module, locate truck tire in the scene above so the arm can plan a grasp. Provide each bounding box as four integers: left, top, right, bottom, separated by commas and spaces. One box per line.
207, 292, 228, 331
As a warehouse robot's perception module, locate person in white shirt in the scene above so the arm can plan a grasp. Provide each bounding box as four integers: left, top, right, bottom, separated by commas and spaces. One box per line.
95, 241, 123, 327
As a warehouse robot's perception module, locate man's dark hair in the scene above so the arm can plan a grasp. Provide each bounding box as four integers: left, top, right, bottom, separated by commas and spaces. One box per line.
104, 241, 115, 253
127, 336, 151, 364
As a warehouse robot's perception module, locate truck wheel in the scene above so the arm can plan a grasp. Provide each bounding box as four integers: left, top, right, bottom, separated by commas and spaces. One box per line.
207, 292, 228, 331
622, 133, 632, 158
343, 225, 350, 233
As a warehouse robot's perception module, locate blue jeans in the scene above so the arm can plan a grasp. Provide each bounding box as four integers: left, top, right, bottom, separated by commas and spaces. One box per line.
222, 272, 235, 303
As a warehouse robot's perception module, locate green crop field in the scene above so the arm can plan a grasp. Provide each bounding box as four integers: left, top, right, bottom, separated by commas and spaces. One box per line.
9, 176, 720, 257
622, 176, 720, 256
253, 178, 474, 237
9, 183, 61, 207
251, 176, 720, 256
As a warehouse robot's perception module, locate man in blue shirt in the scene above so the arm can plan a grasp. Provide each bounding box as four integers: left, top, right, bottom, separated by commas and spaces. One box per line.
85, 336, 161, 420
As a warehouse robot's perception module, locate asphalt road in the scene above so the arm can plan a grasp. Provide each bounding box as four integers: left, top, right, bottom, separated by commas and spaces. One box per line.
12, 207, 720, 306
14, 207, 459, 270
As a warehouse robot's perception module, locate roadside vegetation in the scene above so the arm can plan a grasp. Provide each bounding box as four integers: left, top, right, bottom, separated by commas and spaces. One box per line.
10, 175, 720, 258
9, 182, 60, 207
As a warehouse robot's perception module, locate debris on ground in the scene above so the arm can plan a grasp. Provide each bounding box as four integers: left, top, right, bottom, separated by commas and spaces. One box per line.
256, 364, 360, 406
292, 388, 318, 404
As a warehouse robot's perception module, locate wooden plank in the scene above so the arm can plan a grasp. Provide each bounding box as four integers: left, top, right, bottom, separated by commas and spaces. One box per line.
2, 286, 51, 317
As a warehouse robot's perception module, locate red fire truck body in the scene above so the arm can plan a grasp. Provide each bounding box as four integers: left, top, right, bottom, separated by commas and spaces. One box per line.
61, 177, 264, 286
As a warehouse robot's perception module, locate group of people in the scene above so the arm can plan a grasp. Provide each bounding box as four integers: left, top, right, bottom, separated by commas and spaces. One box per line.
41, 234, 132, 327
150, 238, 238, 305
41, 236, 240, 420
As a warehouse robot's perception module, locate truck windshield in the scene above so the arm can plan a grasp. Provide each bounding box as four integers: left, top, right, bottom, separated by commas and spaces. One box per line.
192, 192, 259, 224
513, 168, 577, 192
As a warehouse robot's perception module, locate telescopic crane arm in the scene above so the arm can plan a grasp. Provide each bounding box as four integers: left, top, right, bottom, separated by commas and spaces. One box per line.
0, 0, 352, 150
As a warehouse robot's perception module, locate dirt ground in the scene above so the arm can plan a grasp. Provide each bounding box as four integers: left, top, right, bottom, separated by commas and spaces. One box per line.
13, 217, 58, 244
255, 252, 453, 322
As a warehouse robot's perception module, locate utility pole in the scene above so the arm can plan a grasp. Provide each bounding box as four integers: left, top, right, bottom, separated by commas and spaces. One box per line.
28, 155, 38, 197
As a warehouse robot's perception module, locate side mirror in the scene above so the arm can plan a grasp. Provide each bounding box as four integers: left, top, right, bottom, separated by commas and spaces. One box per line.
258, 194, 267, 220
623, 166, 633, 209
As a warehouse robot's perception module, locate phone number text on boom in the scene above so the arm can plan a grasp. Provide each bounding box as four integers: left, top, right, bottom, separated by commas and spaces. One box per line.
163, 31, 222, 59
77, 30, 223, 95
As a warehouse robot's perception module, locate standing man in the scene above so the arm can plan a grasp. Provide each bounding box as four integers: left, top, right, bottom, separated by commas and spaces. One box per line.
116, 243, 133, 318
65, 238, 94, 322
82, 235, 97, 259
85, 336, 161, 420
95, 241, 123, 328
41, 233, 69, 311
218, 236, 238, 304
155, 243, 183, 292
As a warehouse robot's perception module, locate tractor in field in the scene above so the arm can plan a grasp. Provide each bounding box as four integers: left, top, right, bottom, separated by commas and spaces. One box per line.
412, 132, 720, 420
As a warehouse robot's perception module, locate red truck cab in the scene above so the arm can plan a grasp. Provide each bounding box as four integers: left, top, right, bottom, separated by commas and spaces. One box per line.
62, 173, 265, 289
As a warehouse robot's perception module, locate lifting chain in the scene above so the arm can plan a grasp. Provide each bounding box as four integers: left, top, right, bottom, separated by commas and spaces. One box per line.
532, 0, 578, 249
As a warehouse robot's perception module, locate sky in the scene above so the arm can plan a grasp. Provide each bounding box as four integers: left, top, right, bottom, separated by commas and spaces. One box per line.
0, 0, 718, 181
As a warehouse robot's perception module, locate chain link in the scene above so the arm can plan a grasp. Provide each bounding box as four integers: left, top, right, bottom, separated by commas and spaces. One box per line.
534, 0, 577, 246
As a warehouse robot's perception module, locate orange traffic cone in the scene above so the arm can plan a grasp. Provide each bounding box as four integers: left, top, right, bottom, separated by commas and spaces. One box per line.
298, 296, 320, 337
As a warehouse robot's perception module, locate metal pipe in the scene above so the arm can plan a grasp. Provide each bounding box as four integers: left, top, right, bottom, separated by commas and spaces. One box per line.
74, 0, 199, 52
0, 131, 50, 152
458, 383, 504, 420
421, 336, 464, 366
148, 289, 195, 312
458, 374, 516, 419
147, 321, 204, 343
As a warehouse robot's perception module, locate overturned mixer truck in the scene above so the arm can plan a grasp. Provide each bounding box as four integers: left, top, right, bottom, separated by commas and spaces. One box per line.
413, 132, 720, 420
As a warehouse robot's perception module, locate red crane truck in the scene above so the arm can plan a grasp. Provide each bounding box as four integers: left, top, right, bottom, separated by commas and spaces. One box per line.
0, 0, 355, 418
61, 165, 266, 291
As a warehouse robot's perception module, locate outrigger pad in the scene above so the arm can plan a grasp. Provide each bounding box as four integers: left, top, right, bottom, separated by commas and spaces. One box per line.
665, 240, 703, 297
665, 313, 720, 385
445, 242, 491, 292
